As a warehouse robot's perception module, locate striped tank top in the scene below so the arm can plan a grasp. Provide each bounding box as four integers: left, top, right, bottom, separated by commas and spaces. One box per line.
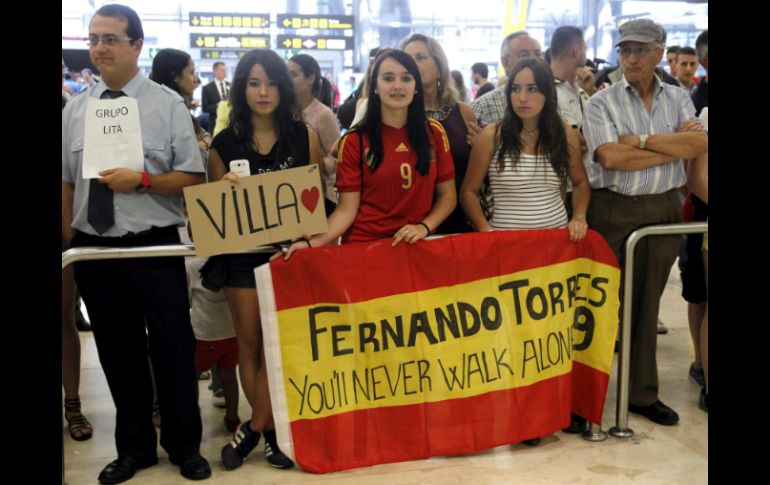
488, 152, 568, 230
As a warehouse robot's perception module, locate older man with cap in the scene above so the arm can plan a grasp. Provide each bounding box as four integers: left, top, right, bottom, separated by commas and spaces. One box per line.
582, 19, 707, 426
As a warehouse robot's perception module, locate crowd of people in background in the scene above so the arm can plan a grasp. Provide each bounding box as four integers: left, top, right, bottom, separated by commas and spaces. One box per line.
62, 4, 708, 483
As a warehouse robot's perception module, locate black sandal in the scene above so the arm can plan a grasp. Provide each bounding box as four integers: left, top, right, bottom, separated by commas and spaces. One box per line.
64, 396, 93, 441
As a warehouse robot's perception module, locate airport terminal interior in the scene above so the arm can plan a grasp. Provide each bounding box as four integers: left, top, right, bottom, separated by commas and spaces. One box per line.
62, 1, 708, 483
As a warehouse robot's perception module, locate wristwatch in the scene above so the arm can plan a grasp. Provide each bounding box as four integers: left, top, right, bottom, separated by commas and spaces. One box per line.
639, 134, 649, 150
136, 171, 151, 193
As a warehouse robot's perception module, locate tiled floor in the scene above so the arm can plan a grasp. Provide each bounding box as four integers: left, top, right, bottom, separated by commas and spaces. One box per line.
63, 262, 707, 484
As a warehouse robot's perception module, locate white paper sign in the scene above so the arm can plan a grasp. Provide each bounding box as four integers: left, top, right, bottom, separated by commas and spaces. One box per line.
82, 96, 145, 179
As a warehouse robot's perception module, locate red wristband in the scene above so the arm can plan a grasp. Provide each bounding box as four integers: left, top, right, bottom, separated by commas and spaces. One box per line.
140, 171, 151, 188
136, 171, 151, 192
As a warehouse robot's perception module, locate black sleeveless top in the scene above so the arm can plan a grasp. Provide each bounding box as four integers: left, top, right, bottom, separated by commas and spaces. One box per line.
211, 122, 310, 174
201, 121, 311, 292
433, 104, 472, 235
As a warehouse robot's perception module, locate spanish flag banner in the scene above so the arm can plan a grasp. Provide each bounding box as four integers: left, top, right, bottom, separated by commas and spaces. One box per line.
256, 229, 619, 473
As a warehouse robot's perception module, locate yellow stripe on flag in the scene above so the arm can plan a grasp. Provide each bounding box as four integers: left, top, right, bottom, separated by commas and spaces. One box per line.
275, 258, 618, 421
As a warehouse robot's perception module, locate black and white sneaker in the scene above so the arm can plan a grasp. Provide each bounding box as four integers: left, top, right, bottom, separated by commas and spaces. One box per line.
263, 429, 294, 469
221, 421, 261, 470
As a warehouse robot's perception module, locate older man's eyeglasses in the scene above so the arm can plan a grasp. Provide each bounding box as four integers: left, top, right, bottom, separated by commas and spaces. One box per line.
513, 49, 543, 60
617, 45, 657, 57
86, 35, 133, 47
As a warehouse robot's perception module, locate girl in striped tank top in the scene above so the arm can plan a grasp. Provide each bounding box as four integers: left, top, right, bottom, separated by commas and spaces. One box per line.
460, 58, 590, 241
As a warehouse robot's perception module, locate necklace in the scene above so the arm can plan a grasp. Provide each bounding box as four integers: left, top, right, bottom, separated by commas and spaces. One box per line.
425, 105, 453, 121
523, 127, 538, 137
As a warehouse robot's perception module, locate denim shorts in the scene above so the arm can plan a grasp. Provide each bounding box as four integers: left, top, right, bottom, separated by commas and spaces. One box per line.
225, 252, 273, 289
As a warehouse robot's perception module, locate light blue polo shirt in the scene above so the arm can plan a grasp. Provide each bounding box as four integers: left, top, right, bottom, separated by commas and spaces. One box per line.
62, 72, 204, 237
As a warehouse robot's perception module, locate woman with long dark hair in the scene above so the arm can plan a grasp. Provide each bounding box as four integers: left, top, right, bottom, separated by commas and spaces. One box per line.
288, 53, 341, 214
461, 58, 589, 240
279, 49, 456, 256
204, 48, 323, 471
150, 48, 211, 152
460, 57, 590, 446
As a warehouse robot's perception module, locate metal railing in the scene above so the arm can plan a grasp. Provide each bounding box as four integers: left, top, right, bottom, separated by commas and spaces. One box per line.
61, 235, 450, 269
609, 221, 708, 438
62, 243, 274, 270
61, 234, 454, 270
62, 243, 198, 269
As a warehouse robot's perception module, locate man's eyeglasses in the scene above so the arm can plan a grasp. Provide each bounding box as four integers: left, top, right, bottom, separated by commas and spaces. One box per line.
86, 35, 133, 47
617, 45, 657, 57
513, 50, 543, 60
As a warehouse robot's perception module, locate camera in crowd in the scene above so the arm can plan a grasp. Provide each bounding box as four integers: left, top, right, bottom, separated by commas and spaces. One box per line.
585, 58, 608, 74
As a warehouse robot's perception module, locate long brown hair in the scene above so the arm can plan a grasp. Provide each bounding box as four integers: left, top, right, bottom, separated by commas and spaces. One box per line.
494, 58, 569, 185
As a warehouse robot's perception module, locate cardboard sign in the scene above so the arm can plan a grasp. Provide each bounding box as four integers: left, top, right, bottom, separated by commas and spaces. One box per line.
256, 229, 620, 473
82, 97, 144, 178
184, 164, 328, 257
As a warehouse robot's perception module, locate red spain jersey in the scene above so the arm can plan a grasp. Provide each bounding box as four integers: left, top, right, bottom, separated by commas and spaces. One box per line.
336, 119, 455, 243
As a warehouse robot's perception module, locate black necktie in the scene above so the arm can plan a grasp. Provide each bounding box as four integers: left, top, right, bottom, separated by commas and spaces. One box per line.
220, 81, 227, 99
87, 89, 124, 234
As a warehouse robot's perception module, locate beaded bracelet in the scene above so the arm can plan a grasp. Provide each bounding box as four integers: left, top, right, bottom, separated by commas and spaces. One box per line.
418, 221, 432, 236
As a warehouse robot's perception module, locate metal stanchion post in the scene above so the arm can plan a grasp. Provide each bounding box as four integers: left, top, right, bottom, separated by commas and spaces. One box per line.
609, 259, 634, 437
608, 222, 708, 438
63, 407, 66, 485
582, 421, 608, 442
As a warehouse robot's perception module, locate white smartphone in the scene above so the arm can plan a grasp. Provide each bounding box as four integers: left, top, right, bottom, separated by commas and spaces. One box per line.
229, 159, 251, 178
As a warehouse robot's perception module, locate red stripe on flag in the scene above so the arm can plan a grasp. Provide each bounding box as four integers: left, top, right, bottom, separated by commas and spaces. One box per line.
571, 361, 610, 424
270, 230, 618, 311
289, 371, 584, 474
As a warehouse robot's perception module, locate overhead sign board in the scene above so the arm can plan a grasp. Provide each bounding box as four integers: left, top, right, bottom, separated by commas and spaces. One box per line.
201, 50, 249, 60
189, 12, 270, 28
276, 35, 353, 51
190, 34, 270, 49
277, 14, 354, 30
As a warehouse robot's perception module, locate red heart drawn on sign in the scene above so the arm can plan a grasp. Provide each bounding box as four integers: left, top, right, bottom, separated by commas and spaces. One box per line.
301, 187, 320, 213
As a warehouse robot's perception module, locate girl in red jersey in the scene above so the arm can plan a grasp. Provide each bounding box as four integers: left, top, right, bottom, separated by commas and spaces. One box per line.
278, 49, 456, 257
